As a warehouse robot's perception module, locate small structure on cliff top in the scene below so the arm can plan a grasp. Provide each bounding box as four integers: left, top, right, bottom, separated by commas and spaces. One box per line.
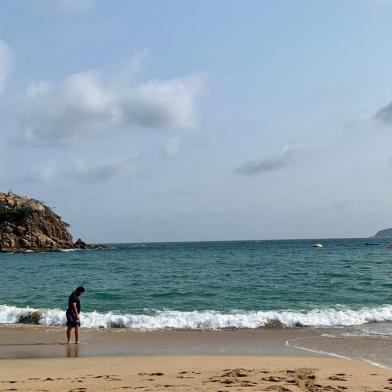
0, 191, 100, 252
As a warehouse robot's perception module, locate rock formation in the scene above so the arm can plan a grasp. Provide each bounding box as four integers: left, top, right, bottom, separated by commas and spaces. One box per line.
0, 191, 101, 252
373, 228, 392, 239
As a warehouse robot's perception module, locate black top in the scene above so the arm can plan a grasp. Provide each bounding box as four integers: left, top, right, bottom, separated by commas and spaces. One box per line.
68, 292, 81, 313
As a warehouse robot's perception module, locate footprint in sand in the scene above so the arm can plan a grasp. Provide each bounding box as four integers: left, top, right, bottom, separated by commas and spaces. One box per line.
240, 381, 257, 387
328, 375, 347, 381
262, 375, 284, 382
220, 369, 248, 378
285, 379, 298, 385
220, 379, 235, 384
93, 374, 120, 381
264, 386, 292, 392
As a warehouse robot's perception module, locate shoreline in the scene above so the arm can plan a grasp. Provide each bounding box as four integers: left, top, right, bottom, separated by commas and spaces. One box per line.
1, 355, 391, 391
0, 324, 318, 359
2, 324, 392, 370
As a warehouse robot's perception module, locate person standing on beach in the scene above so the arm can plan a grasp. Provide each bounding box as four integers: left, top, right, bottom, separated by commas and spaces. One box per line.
66, 286, 85, 344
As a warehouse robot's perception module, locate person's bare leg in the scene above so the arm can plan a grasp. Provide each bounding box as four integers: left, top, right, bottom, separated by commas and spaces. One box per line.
75, 326, 80, 344
66, 326, 72, 343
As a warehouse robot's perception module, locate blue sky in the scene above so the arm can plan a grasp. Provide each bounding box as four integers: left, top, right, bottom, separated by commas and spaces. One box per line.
1, 0, 392, 242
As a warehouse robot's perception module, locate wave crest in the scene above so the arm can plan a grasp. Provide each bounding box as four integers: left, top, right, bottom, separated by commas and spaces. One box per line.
1, 304, 392, 330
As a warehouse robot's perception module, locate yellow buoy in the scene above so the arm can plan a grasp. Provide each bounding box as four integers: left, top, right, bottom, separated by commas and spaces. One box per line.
312, 243, 323, 248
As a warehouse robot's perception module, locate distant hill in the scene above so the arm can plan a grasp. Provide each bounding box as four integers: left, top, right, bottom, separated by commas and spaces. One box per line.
373, 228, 392, 238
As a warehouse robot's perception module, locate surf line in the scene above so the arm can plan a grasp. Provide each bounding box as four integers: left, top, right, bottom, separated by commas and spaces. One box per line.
285, 336, 391, 370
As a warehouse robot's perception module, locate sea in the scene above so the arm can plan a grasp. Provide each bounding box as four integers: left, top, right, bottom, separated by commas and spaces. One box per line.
1, 238, 392, 366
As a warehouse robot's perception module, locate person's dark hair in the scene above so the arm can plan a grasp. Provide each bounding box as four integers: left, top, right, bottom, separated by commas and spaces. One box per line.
76, 286, 85, 293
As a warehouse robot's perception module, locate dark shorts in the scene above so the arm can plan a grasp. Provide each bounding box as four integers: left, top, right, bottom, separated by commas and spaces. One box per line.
66, 309, 80, 328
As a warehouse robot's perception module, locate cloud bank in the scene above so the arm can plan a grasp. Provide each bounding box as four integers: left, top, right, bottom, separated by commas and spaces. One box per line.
22, 155, 139, 184
19, 68, 203, 146
70, 156, 138, 183
0, 40, 11, 92
235, 144, 308, 175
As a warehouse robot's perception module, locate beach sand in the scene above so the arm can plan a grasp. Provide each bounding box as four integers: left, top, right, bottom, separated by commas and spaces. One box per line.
1, 355, 392, 391
1, 325, 391, 391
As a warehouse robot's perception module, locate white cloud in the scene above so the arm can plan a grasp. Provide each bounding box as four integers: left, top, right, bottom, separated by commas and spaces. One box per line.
19, 66, 204, 146
122, 75, 202, 129
21, 72, 118, 145
0, 40, 11, 93
71, 156, 138, 183
235, 144, 311, 175
21, 155, 139, 184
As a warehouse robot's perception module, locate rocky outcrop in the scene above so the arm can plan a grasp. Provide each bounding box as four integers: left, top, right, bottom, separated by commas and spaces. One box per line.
373, 228, 392, 239
0, 191, 102, 252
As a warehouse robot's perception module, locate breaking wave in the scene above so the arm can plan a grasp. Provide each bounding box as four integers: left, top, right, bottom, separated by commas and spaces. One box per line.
1, 304, 392, 330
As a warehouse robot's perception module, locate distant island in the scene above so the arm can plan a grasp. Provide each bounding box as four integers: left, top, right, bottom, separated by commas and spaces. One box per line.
373, 228, 392, 239
0, 191, 101, 253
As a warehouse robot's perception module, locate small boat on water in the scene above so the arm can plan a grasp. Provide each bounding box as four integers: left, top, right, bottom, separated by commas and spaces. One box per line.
365, 242, 379, 246
387, 243, 392, 249
312, 243, 323, 248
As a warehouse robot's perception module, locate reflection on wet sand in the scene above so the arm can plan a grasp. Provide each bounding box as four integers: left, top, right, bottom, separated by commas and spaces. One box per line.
66, 343, 80, 358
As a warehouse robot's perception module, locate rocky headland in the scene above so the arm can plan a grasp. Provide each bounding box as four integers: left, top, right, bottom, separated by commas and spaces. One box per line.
373, 228, 392, 238
0, 191, 101, 252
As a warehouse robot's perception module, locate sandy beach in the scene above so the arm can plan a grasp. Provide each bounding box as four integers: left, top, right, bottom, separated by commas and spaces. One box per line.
1, 355, 392, 391
1, 325, 392, 391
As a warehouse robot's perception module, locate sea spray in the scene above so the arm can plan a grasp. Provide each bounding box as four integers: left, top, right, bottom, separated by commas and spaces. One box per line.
1, 304, 392, 330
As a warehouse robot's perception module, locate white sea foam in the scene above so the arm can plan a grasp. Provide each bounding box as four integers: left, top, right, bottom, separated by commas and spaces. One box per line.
1, 304, 392, 330
286, 337, 392, 369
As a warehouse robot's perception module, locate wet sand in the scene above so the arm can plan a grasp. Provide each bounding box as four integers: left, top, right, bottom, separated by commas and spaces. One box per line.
2, 324, 392, 369
1, 355, 391, 391
0, 324, 324, 358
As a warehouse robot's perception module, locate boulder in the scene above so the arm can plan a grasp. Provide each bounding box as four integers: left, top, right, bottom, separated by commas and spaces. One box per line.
18, 311, 42, 324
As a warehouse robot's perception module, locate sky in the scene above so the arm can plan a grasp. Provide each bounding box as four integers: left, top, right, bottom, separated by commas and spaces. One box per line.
1, 0, 392, 243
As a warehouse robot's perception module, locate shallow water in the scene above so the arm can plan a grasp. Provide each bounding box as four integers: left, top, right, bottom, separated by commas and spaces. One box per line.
286, 322, 392, 369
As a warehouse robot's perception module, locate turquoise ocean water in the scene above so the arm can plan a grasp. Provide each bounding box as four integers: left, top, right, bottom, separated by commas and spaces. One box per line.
1, 238, 392, 331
